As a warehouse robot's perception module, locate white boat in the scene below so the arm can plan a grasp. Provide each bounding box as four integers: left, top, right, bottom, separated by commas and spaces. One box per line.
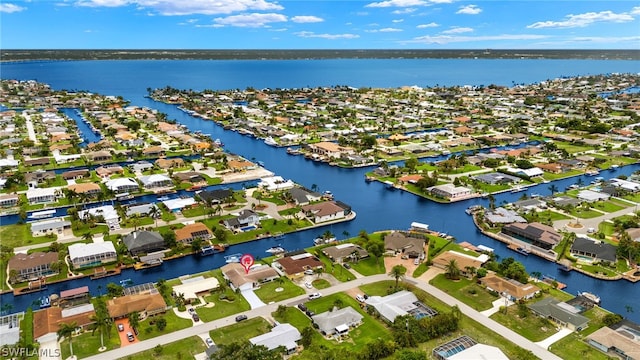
578, 291, 601, 304
224, 253, 242, 263
585, 169, 599, 176
29, 209, 56, 219
511, 185, 524, 193
264, 136, 278, 146
266, 246, 285, 254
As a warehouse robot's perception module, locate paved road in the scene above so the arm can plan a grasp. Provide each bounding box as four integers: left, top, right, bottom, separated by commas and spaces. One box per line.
553, 194, 640, 235
81, 273, 561, 360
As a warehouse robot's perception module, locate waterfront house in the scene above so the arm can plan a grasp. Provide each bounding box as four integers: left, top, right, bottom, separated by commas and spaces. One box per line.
26, 187, 58, 205
122, 230, 165, 256
258, 176, 295, 191
287, 187, 322, 205
85, 150, 112, 163
105, 177, 140, 193
197, 189, 233, 204
504, 166, 544, 178
432, 251, 489, 277
33, 304, 96, 343
484, 207, 527, 226
129, 161, 154, 172
427, 184, 473, 200
312, 307, 363, 336
58, 286, 91, 308
23, 157, 50, 167
528, 297, 589, 331
8, 252, 59, 283
68, 241, 117, 269
472, 172, 521, 185
95, 164, 124, 178
172, 276, 220, 303
577, 190, 610, 202
227, 158, 256, 172
30, 218, 71, 237
512, 199, 547, 211
25, 170, 56, 187
175, 222, 213, 244
307, 141, 353, 159
480, 273, 540, 301
570, 237, 617, 263
300, 201, 349, 223
274, 252, 324, 280
125, 203, 158, 218
249, 323, 301, 354
139, 174, 173, 189
384, 232, 426, 258
61, 169, 89, 180
322, 243, 369, 263
501, 222, 561, 250
106, 290, 167, 319
586, 320, 640, 360
433, 336, 509, 360
0, 194, 18, 207
67, 183, 102, 197
223, 209, 260, 230
174, 171, 207, 186
142, 146, 164, 157
155, 157, 184, 169
220, 263, 279, 291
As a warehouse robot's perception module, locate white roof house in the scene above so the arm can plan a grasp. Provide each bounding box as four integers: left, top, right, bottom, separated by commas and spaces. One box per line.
79, 205, 119, 221
249, 323, 300, 352
506, 167, 544, 177
258, 176, 295, 191
448, 344, 509, 360
162, 197, 196, 212
610, 178, 640, 192
68, 242, 117, 268
311, 307, 363, 335
139, 174, 172, 188
26, 187, 57, 203
577, 190, 610, 202
105, 177, 139, 192
172, 276, 220, 301
365, 290, 419, 323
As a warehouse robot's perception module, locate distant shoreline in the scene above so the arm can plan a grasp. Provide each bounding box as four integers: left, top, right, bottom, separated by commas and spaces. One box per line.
2, 49, 639, 62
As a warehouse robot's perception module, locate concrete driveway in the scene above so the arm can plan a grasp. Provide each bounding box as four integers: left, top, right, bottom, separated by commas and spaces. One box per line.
114, 319, 138, 347
241, 288, 266, 309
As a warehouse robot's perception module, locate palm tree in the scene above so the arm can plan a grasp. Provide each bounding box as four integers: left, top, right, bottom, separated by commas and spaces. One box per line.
148, 206, 160, 228
88, 311, 111, 351
445, 259, 461, 280
127, 311, 140, 333
57, 321, 78, 359
388, 264, 407, 290
81, 232, 93, 242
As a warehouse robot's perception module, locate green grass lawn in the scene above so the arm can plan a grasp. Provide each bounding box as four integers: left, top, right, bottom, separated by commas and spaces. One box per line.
350, 257, 385, 276
209, 317, 272, 345
253, 278, 306, 303
548, 333, 613, 360
591, 201, 625, 213
570, 208, 604, 219
272, 306, 312, 331
306, 247, 356, 282
125, 335, 207, 360
60, 326, 120, 359
311, 279, 331, 289
489, 305, 558, 342
0, 223, 57, 250
227, 218, 312, 244
196, 281, 251, 322
136, 312, 193, 341
523, 209, 571, 223
429, 274, 499, 311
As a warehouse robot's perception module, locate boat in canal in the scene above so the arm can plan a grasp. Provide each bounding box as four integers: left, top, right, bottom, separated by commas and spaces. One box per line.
578, 291, 601, 304
264, 136, 278, 146
225, 253, 242, 263
266, 246, 285, 254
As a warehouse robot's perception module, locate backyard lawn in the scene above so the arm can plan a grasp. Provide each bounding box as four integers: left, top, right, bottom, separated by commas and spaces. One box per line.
253, 278, 306, 303
489, 305, 558, 342
209, 317, 272, 345
429, 274, 498, 311
196, 284, 251, 322
0, 223, 53, 249
126, 336, 207, 360
136, 312, 193, 340
350, 257, 385, 276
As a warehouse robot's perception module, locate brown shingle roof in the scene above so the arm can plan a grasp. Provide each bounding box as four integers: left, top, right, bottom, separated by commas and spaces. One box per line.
106, 291, 167, 319
276, 254, 324, 275
8, 252, 58, 271
33, 306, 95, 340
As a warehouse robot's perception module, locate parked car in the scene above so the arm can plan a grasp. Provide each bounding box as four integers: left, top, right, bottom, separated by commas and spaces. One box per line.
192, 314, 200, 322
355, 294, 366, 302
308, 292, 322, 300
188, 307, 196, 314
304, 269, 314, 275
127, 332, 135, 342
297, 303, 308, 312
305, 310, 315, 317
235, 314, 248, 322
414, 258, 420, 265
205, 338, 214, 347
304, 282, 312, 289
343, 263, 351, 269
117, 323, 124, 332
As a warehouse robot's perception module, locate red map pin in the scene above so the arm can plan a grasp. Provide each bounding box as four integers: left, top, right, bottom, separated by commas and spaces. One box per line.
240, 254, 254, 274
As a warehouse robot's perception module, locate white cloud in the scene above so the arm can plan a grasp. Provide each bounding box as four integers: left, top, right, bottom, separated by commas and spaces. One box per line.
392, 19, 404, 23
417, 22, 439, 28
366, 27, 403, 33
291, 15, 324, 23
456, 5, 481, 15
631, 7, 640, 15
527, 10, 634, 29
76, 0, 284, 15
0, 3, 26, 13
409, 33, 547, 44
441, 27, 473, 34
366, 0, 428, 8
392, 8, 416, 14
269, 28, 288, 32
570, 35, 640, 43
213, 13, 287, 27
294, 31, 360, 39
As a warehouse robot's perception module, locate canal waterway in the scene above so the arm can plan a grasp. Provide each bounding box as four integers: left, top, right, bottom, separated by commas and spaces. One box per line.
1, 59, 639, 320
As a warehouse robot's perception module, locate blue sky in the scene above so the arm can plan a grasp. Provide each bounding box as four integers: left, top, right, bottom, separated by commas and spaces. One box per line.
1, 1, 639, 49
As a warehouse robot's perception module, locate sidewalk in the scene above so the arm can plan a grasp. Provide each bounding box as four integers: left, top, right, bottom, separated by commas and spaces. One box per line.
535, 328, 573, 349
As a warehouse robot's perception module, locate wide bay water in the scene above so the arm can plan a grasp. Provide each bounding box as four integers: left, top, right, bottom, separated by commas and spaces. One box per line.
1, 58, 639, 320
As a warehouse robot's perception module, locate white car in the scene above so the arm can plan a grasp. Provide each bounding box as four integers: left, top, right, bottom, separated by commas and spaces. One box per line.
355, 294, 365, 302
308, 292, 322, 300
205, 338, 214, 347
304, 282, 313, 289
